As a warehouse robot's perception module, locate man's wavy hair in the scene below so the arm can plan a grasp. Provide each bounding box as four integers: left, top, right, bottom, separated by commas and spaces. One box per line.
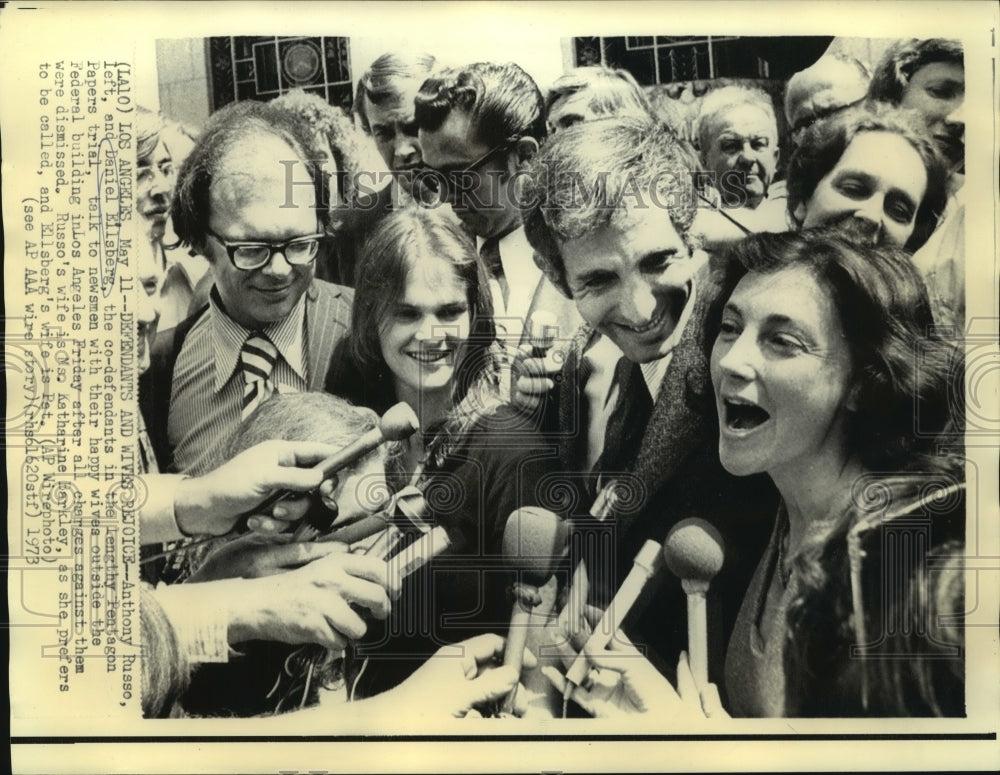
705, 227, 962, 471
522, 116, 698, 298
271, 89, 364, 208
170, 100, 331, 254
354, 51, 437, 133
137, 105, 166, 164
414, 61, 547, 147
868, 38, 964, 106
545, 66, 651, 122
786, 103, 948, 252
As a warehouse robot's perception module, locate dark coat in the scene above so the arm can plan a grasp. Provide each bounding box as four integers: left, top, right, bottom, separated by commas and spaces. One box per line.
550, 263, 777, 690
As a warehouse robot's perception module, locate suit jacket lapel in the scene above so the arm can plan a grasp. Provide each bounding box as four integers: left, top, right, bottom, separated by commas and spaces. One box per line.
305, 282, 348, 391
632, 319, 710, 495
630, 265, 718, 509
558, 324, 596, 473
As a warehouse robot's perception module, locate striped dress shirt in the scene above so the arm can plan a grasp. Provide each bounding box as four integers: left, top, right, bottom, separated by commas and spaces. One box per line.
166, 292, 309, 476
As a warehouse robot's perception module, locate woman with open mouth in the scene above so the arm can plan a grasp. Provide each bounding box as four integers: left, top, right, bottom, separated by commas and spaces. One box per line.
545, 228, 964, 720
708, 228, 964, 717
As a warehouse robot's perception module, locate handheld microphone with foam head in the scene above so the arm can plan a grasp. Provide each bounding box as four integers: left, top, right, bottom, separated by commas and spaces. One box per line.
139, 403, 421, 565
281, 402, 418, 540
662, 518, 725, 687
500, 506, 570, 714
562, 539, 662, 700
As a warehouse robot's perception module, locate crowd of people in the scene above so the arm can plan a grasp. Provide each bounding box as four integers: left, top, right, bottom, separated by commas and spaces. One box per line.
134, 37, 966, 721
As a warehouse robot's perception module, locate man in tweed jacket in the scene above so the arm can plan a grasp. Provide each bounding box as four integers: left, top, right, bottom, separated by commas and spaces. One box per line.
520, 117, 775, 690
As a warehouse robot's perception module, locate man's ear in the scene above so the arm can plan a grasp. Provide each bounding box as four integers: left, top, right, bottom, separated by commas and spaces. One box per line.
514, 136, 539, 168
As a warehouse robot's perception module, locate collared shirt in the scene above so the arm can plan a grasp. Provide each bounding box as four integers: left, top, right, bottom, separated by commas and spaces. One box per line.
912, 184, 965, 330
167, 288, 309, 476
477, 225, 543, 344
158, 246, 210, 331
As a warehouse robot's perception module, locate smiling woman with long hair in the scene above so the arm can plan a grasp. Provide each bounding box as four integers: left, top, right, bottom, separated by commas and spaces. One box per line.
327, 204, 499, 473
325, 205, 560, 698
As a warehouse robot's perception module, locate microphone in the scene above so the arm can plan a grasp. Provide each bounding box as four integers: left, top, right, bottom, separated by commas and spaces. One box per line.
386, 524, 451, 579
562, 539, 662, 699
501, 507, 570, 714
528, 310, 559, 359
662, 518, 725, 687
561, 480, 622, 663
268, 402, 416, 539
140, 404, 420, 565
355, 485, 427, 560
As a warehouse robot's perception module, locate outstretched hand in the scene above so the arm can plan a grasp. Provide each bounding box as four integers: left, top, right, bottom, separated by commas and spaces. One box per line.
221, 544, 401, 650
541, 602, 728, 719
357, 634, 538, 719
174, 440, 341, 536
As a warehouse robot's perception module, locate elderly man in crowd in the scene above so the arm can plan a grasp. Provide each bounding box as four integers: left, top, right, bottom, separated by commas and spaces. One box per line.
519, 117, 776, 689
694, 84, 787, 234
140, 100, 353, 479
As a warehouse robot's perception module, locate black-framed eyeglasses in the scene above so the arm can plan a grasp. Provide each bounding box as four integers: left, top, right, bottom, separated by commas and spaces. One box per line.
207, 229, 324, 271
417, 136, 520, 197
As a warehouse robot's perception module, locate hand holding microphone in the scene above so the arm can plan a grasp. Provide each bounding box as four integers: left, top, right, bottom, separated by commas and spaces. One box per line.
662, 518, 725, 687
499, 507, 570, 714
281, 402, 419, 540
543, 519, 728, 719
140, 403, 419, 565
561, 539, 663, 699
511, 311, 561, 411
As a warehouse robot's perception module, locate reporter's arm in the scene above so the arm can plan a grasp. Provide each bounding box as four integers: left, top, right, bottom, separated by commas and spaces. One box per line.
349, 634, 529, 719
138, 440, 340, 543
138, 473, 191, 545
155, 548, 400, 657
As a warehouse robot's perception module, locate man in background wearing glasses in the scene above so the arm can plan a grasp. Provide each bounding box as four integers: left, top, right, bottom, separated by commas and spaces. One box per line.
414, 61, 581, 387
140, 100, 353, 481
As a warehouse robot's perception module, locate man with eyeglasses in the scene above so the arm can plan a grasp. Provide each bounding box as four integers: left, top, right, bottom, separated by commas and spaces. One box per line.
140, 100, 353, 481
137, 106, 210, 331
413, 62, 581, 381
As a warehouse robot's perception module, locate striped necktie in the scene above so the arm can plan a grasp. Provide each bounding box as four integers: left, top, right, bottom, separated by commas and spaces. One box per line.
240, 333, 278, 421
